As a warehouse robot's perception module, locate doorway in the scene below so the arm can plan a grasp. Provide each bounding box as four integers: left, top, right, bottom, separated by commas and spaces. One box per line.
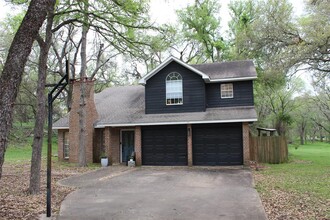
121, 130, 135, 163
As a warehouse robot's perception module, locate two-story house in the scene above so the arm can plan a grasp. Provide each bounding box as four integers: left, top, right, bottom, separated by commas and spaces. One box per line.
53, 56, 257, 166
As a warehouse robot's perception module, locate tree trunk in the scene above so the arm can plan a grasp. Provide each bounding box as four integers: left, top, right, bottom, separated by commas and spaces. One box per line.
275, 121, 285, 136
0, 0, 52, 179
299, 132, 304, 145
299, 122, 306, 145
320, 128, 323, 142
29, 1, 55, 194
78, 1, 89, 167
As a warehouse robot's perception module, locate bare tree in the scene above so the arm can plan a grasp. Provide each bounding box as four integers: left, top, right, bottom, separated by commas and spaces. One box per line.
0, 0, 53, 179
29, 0, 56, 194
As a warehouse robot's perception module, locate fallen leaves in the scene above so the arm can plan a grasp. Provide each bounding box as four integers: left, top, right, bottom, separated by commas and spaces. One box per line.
254, 171, 330, 220
0, 161, 97, 220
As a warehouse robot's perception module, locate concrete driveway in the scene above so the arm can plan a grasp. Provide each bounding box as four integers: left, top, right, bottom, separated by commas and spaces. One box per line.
58, 167, 267, 220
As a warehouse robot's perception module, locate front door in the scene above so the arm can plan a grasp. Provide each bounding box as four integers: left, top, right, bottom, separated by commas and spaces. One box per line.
121, 130, 135, 162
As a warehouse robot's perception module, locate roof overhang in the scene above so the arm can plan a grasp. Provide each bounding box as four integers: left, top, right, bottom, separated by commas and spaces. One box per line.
94, 118, 258, 128
53, 117, 257, 129
209, 76, 257, 83
139, 56, 210, 85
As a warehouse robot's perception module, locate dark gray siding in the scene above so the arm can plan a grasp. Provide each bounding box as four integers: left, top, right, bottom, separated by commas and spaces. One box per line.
206, 81, 254, 108
145, 61, 205, 114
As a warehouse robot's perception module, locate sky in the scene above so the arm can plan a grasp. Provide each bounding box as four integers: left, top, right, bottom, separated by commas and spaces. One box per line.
149, 0, 305, 30
0, 1, 21, 19
149, 0, 231, 28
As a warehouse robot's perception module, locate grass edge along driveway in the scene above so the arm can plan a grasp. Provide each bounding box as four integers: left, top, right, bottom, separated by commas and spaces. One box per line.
254, 142, 330, 220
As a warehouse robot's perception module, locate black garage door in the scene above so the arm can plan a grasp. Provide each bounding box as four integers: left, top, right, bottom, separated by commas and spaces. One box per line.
142, 125, 187, 165
193, 123, 243, 166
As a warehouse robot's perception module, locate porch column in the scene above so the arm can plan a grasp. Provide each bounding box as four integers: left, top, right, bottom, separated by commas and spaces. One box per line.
187, 124, 193, 166
104, 127, 112, 165
242, 122, 250, 165
134, 126, 142, 166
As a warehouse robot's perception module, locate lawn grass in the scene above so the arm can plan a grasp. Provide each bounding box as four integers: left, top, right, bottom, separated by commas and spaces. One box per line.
257, 142, 330, 199
5, 134, 99, 168
254, 141, 330, 219
5, 137, 58, 164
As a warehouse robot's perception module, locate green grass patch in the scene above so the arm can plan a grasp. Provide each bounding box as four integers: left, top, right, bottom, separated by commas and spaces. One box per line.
256, 142, 330, 200
5, 133, 100, 168
5, 136, 58, 164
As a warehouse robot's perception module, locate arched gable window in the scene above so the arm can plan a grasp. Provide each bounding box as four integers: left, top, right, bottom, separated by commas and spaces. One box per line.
166, 72, 183, 105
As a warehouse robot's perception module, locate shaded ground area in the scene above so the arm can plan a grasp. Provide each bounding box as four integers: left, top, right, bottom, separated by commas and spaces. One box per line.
58, 167, 267, 220
254, 168, 330, 220
0, 160, 99, 220
253, 143, 330, 220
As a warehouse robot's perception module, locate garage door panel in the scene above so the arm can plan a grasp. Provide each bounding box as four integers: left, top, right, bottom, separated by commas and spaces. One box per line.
193, 123, 243, 166
142, 125, 187, 166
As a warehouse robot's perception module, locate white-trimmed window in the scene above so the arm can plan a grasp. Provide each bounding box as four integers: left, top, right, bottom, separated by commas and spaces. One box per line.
166, 72, 183, 105
63, 131, 69, 159
221, 83, 234, 98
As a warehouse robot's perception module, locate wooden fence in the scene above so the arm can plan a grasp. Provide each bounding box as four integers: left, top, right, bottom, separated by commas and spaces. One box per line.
250, 136, 288, 164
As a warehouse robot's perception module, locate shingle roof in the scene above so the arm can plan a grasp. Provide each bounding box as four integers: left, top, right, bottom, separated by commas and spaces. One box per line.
191, 60, 257, 81
53, 85, 257, 129
139, 56, 257, 85
139, 56, 210, 85
54, 58, 258, 129
53, 115, 69, 129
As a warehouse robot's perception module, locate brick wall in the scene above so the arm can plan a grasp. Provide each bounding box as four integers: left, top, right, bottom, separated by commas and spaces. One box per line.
242, 122, 250, 165
69, 80, 98, 163
134, 126, 142, 166
93, 128, 104, 163
187, 124, 193, 166
104, 127, 111, 164
57, 130, 64, 161
109, 127, 120, 164
102, 127, 138, 165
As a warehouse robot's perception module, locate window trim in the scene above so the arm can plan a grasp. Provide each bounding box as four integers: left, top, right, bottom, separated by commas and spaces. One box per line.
165, 72, 183, 105
220, 83, 234, 99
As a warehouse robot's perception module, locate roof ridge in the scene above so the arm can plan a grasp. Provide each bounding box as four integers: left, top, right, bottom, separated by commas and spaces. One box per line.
190, 60, 253, 66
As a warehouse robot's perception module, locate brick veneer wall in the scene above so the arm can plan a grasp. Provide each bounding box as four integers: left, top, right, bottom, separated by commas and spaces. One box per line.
242, 122, 250, 165
104, 127, 138, 165
93, 128, 105, 163
57, 129, 65, 161
187, 124, 193, 166
69, 80, 98, 163
110, 127, 120, 164
104, 127, 111, 164
134, 126, 142, 166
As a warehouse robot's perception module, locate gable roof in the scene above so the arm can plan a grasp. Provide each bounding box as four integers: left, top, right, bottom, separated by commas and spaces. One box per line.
138, 56, 210, 85
138, 56, 257, 85
53, 85, 257, 129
